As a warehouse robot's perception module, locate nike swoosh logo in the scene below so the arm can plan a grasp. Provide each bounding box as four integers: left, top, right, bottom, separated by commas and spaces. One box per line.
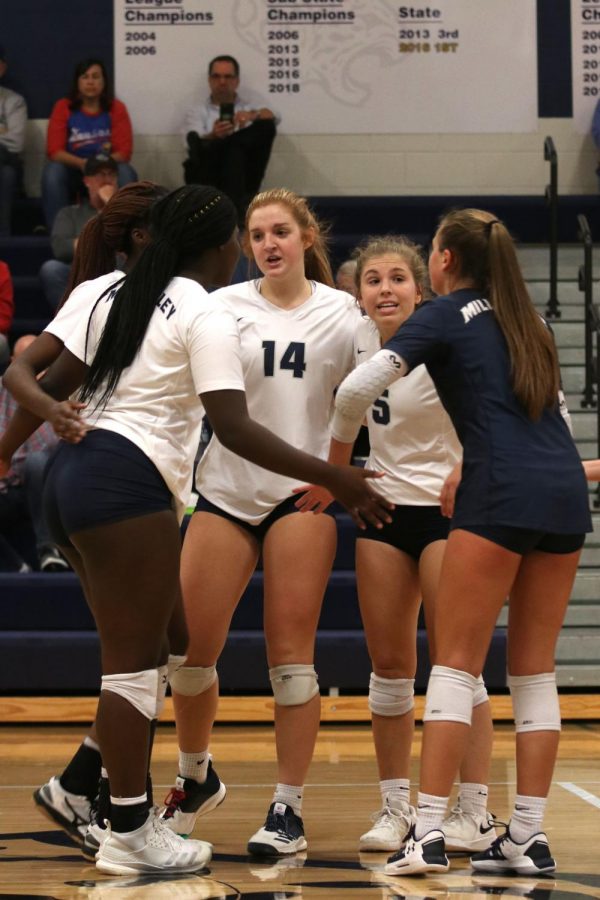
357, 348, 366, 354
480, 823, 495, 834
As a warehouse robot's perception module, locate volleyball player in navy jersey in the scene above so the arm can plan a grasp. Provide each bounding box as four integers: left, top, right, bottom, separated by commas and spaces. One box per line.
331, 208, 591, 875
3, 185, 389, 877
296, 235, 496, 855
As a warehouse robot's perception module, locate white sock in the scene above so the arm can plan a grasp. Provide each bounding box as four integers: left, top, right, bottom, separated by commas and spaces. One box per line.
458, 782, 488, 817
509, 794, 547, 843
414, 791, 448, 840
273, 783, 303, 816
380, 778, 411, 811
110, 792, 147, 805
178, 750, 209, 783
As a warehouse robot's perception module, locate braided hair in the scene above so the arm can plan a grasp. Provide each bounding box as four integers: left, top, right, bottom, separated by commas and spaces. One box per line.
79, 184, 237, 408
59, 181, 168, 308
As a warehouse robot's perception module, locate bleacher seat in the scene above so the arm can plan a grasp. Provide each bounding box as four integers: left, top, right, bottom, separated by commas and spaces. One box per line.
0, 510, 507, 695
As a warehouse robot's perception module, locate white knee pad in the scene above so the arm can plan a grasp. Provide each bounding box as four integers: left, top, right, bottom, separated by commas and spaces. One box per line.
169, 664, 217, 697
155, 664, 169, 718
270, 664, 319, 706
472, 674, 489, 708
167, 653, 187, 684
101, 668, 159, 721
368, 673, 415, 717
507, 671, 561, 733
423, 665, 478, 725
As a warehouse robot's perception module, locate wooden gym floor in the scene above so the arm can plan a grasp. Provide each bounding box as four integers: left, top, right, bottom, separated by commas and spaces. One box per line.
1, 714, 599, 899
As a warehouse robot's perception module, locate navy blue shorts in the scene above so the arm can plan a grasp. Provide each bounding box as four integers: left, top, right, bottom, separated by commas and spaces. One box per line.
456, 523, 586, 555
44, 429, 173, 547
194, 492, 336, 544
357, 504, 450, 561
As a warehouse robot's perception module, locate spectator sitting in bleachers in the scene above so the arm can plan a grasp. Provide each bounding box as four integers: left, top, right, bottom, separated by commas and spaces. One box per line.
42, 58, 136, 229
183, 54, 277, 225
335, 258, 358, 296
0, 259, 15, 370
39, 155, 118, 310
0, 334, 68, 572
0, 45, 27, 238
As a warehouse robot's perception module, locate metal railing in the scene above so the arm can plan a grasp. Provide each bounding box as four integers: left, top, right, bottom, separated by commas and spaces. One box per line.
544, 136, 560, 318
579, 214, 596, 410
577, 214, 600, 507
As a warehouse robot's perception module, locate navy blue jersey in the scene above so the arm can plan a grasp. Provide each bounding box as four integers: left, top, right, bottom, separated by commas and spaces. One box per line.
383, 288, 591, 534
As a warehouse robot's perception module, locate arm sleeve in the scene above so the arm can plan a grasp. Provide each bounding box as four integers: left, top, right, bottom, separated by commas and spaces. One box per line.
0, 262, 14, 334
46, 99, 69, 158
332, 350, 409, 443
2, 92, 27, 154
109, 100, 133, 160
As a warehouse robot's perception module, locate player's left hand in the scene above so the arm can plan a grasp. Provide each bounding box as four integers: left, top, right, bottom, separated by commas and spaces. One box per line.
293, 484, 335, 514
440, 461, 462, 518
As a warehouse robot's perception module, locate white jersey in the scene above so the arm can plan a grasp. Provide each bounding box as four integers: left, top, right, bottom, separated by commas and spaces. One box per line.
45, 270, 124, 344
355, 317, 461, 505
196, 279, 361, 523
66, 276, 245, 521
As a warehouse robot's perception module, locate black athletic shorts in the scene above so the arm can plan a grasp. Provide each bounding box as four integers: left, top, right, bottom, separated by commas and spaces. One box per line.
456, 523, 586, 555
44, 429, 173, 547
194, 491, 336, 544
357, 504, 450, 561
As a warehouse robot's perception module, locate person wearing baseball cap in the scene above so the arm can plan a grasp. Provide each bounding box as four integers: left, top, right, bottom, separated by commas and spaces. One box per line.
39, 154, 118, 309
83, 154, 118, 177
0, 44, 27, 236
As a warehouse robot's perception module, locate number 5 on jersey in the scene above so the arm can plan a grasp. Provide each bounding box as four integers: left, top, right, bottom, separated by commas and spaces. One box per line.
372, 390, 390, 425
262, 341, 307, 378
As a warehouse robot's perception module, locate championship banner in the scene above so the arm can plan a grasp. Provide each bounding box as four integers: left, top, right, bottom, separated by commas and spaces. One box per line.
115, 0, 537, 135
572, 0, 600, 134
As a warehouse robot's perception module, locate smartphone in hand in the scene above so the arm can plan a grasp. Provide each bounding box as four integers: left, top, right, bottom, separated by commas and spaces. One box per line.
219, 102, 235, 122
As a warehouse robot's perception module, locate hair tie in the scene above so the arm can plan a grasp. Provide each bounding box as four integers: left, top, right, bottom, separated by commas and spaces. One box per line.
486, 219, 500, 234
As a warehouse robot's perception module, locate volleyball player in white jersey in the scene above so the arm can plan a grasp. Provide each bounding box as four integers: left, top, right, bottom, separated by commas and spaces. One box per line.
296, 237, 496, 855
161, 188, 370, 856
0, 181, 167, 474
4, 185, 388, 877
0, 184, 178, 852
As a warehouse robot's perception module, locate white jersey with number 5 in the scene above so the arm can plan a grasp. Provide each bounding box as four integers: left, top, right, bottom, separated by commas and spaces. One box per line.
355, 316, 462, 506
196, 279, 361, 522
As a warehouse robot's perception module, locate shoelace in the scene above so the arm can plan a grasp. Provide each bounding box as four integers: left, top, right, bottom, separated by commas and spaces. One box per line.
443, 803, 463, 826
88, 793, 100, 826
444, 806, 508, 830
488, 832, 511, 858
151, 811, 189, 849
372, 806, 411, 831
265, 810, 287, 833
162, 786, 186, 819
